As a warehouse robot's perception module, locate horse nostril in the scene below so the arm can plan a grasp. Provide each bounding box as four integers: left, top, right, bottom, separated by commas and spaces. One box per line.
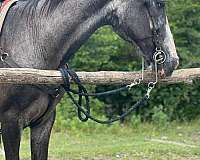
158, 68, 166, 78
157, 56, 179, 78
172, 57, 179, 70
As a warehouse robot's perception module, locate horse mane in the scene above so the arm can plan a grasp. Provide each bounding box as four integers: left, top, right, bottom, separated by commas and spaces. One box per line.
23, 0, 65, 17
22, 0, 110, 17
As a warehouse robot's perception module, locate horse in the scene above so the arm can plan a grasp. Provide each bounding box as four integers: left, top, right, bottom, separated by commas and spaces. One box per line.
0, 0, 179, 159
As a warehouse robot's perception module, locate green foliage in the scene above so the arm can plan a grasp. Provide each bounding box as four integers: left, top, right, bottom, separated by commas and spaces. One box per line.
130, 115, 142, 129
56, 0, 200, 130
70, 26, 139, 72
152, 106, 169, 128
167, 0, 200, 67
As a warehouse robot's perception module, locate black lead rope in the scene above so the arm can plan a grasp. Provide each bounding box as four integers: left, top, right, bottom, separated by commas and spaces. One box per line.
59, 68, 149, 124
67, 91, 148, 124
60, 68, 90, 122
68, 86, 129, 97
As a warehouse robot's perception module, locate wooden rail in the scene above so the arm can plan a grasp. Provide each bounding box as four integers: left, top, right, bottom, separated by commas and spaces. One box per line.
0, 68, 199, 85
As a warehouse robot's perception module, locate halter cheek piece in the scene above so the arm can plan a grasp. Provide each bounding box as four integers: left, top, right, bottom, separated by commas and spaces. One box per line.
144, 0, 167, 65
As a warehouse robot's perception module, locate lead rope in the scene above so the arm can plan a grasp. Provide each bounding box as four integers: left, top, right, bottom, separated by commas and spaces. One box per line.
59, 66, 144, 123
59, 58, 145, 123
59, 56, 163, 124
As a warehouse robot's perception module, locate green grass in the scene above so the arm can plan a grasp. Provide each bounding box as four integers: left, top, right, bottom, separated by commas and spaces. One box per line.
1, 120, 200, 160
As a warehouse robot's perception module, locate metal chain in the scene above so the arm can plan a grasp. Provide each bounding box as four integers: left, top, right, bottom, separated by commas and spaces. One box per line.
127, 57, 144, 89
146, 49, 166, 98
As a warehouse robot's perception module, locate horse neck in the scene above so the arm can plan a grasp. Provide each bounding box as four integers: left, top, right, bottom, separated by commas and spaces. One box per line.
0, 0, 114, 69
50, 0, 112, 66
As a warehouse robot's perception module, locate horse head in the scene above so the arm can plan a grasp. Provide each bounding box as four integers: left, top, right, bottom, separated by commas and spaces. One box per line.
109, 0, 179, 77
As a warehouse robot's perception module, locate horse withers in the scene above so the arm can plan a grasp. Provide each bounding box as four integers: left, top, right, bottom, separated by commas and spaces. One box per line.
0, 0, 179, 160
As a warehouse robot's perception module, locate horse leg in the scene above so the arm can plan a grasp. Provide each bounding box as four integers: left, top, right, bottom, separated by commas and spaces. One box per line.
30, 111, 56, 160
1, 119, 22, 160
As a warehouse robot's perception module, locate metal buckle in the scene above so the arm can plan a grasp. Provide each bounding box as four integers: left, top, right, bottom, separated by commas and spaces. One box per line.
0, 53, 9, 62
54, 88, 60, 98
146, 82, 156, 98
153, 48, 166, 64
146, 50, 162, 98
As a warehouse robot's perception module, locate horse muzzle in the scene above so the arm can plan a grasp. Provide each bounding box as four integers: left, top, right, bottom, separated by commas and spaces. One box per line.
157, 56, 179, 78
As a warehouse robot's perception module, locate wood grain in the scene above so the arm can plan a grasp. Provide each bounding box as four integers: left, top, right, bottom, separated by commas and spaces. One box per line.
0, 68, 199, 85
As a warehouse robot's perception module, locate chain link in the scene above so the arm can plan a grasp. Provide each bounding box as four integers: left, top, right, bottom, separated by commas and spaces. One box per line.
127, 57, 144, 89
0, 53, 9, 62
145, 49, 165, 98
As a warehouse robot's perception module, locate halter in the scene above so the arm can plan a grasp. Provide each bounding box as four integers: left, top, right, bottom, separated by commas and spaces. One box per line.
138, 0, 167, 65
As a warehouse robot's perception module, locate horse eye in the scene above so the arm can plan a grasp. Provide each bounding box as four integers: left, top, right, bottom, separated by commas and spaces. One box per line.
157, 1, 165, 8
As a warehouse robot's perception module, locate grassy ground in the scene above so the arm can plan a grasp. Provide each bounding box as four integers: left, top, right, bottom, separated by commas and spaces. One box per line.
0, 120, 200, 160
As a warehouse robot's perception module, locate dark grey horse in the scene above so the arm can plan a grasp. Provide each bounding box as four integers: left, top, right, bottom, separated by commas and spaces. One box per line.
0, 0, 179, 159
